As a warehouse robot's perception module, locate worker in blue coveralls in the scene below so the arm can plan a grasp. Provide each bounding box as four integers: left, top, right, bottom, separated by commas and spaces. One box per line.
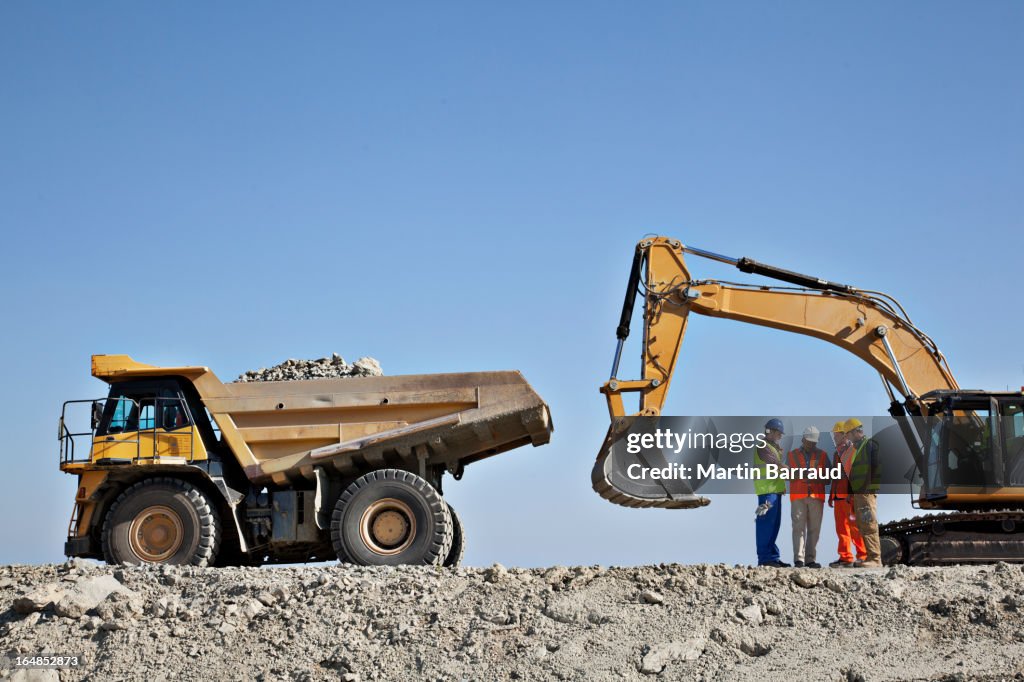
753, 418, 790, 567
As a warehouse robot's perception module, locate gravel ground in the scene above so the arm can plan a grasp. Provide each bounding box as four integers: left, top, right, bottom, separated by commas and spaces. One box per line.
3, 561, 1024, 681
234, 355, 383, 383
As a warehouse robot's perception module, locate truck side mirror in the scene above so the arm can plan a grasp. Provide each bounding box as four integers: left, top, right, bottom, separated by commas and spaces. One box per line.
91, 401, 103, 432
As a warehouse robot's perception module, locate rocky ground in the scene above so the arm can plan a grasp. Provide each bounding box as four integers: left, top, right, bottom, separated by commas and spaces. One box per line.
2, 562, 1024, 681
234, 355, 383, 382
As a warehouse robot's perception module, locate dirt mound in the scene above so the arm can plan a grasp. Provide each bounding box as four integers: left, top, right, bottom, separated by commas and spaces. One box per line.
234, 354, 383, 382
2, 561, 1023, 681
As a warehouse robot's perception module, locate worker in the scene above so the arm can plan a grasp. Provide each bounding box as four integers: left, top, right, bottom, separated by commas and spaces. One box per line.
787, 426, 828, 568
828, 421, 866, 568
753, 418, 789, 568
844, 418, 882, 567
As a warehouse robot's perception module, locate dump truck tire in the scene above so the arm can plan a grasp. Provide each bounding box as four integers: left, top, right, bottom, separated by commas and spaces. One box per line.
442, 502, 465, 568
332, 469, 452, 566
101, 478, 220, 567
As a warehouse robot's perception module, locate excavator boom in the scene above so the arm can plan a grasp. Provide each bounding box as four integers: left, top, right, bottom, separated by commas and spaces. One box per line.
601, 237, 957, 421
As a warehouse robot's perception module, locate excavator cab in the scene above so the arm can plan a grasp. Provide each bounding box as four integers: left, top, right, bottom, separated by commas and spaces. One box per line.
918, 391, 1024, 509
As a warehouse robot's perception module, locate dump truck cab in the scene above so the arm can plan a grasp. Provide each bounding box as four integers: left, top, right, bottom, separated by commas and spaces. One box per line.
59, 354, 552, 567
86, 379, 210, 464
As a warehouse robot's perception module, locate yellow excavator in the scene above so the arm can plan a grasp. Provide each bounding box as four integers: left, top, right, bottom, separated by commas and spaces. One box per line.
594, 236, 1024, 565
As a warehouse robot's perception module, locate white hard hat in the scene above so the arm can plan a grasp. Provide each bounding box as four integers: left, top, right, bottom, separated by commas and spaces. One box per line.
802, 426, 820, 443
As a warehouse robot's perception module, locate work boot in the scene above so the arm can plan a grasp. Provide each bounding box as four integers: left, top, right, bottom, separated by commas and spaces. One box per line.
758, 560, 791, 568
856, 560, 883, 568
793, 560, 805, 568
805, 562, 821, 569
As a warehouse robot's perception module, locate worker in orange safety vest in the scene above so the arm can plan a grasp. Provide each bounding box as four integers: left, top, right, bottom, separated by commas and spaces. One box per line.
787, 426, 829, 568
828, 420, 867, 568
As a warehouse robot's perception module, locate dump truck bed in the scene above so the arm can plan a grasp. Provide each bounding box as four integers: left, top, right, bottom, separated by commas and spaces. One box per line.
207, 371, 553, 486
90, 356, 552, 487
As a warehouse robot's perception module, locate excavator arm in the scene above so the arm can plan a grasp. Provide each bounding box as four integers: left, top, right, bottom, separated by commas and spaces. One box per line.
601, 237, 958, 419
593, 236, 960, 510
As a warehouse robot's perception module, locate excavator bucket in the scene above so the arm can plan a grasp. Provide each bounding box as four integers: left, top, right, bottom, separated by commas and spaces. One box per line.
591, 419, 710, 509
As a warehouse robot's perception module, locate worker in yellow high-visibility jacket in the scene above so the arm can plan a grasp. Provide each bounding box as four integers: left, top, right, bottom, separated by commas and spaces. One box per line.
753, 418, 789, 567
843, 418, 882, 568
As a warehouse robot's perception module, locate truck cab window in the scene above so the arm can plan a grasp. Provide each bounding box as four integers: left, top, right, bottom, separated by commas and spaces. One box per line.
138, 402, 155, 430
99, 395, 158, 434
161, 400, 191, 431
106, 397, 137, 434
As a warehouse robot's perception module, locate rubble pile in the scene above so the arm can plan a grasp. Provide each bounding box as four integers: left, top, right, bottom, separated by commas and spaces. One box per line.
3, 561, 1023, 681
234, 354, 383, 383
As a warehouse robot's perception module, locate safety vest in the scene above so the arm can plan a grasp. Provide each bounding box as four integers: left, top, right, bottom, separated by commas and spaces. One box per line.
753, 441, 787, 495
831, 442, 853, 499
787, 447, 828, 500
846, 437, 880, 493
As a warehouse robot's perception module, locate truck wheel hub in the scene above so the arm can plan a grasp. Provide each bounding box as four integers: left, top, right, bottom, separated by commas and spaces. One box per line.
129, 505, 183, 562
360, 499, 415, 555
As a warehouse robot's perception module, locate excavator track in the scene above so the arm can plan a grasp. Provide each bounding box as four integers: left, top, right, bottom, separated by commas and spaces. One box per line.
881, 510, 1024, 566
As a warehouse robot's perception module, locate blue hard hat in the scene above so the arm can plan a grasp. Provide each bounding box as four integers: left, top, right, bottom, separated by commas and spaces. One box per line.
765, 418, 785, 434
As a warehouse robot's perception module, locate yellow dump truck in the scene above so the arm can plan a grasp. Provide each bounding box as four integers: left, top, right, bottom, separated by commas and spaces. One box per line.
59, 355, 552, 567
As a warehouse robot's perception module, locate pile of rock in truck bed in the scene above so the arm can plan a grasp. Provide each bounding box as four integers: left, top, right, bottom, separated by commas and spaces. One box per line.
3, 561, 1024, 681
234, 354, 383, 383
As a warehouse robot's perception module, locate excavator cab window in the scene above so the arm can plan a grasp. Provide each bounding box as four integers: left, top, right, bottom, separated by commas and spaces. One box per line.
1000, 400, 1024, 485
922, 416, 945, 495
936, 398, 1003, 490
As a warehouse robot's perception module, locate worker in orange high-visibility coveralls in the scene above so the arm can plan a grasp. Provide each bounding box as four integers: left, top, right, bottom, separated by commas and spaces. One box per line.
787, 426, 830, 568
828, 420, 866, 567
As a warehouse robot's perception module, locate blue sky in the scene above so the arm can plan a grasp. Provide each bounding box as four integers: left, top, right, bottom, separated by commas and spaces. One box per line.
2, 2, 1021, 566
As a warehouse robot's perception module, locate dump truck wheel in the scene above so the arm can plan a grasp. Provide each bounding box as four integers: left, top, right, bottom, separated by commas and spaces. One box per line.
332, 469, 452, 566
101, 478, 220, 566
442, 502, 465, 568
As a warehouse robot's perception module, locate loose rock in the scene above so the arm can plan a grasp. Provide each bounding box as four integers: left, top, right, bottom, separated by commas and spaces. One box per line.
234, 354, 383, 382
0, 563, 1020, 680
737, 604, 763, 625
54, 575, 132, 619
640, 590, 664, 605
640, 639, 705, 674
791, 571, 819, 589
739, 636, 773, 657
14, 584, 65, 615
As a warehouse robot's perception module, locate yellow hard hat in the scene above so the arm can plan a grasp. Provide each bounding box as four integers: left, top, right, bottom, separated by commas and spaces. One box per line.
832, 421, 846, 433
844, 418, 864, 432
